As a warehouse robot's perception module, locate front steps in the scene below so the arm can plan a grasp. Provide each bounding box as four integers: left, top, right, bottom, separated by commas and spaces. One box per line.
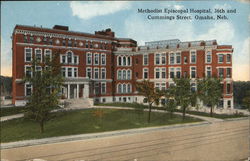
60, 98, 94, 109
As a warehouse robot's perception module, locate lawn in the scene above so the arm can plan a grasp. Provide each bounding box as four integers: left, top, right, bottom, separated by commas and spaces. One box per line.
0, 106, 26, 117
1, 108, 201, 143
96, 102, 248, 119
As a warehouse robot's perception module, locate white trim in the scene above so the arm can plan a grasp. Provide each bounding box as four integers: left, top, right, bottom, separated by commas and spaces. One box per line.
205, 65, 212, 77
94, 67, 99, 79
205, 50, 212, 64
86, 52, 92, 65
143, 67, 149, 79
94, 53, 99, 65
34, 48, 42, 62
190, 50, 196, 64
101, 68, 106, 79
143, 54, 149, 66
24, 65, 32, 77
24, 47, 33, 62
25, 83, 32, 96
190, 66, 196, 78
101, 53, 106, 65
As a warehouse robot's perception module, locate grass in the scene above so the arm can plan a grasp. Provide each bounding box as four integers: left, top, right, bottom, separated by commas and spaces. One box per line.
1, 108, 201, 143
96, 102, 248, 119
0, 106, 26, 117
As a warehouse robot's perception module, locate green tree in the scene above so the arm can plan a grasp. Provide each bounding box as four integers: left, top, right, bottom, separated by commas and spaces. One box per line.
197, 77, 222, 117
242, 90, 250, 111
23, 52, 63, 133
171, 78, 196, 120
163, 87, 176, 118
136, 80, 163, 123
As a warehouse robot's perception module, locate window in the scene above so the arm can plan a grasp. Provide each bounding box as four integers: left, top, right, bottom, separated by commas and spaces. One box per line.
101, 54, 106, 65
123, 57, 127, 66
85, 42, 89, 48
74, 56, 79, 64
161, 83, 166, 90
49, 39, 53, 45
226, 68, 231, 78
118, 70, 122, 80
218, 54, 224, 63
35, 49, 42, 62
162, 68, 166, 79
127, 57, 131, 66
135, 58, 139, 64
35, 66, 42, 76
190, 67, 196, 78
155, 68, 160, 79
94, 68, 99, 79
101, 68, 106, 79
155, 53, 160, 65
206, 66, 212, 77
123, 84, 127, 93
24, 35, 28, 43
176, 53, 181, 64
127, 70, 131, 80
170, 68, 175, 78
118, 84, 122, 93
25, 84, 32, 96
184, 56, 188, 64
143, 68, 148, 79
74, 41, 77, 47
62, 40, 66, 46
87, 53, 92, 65
170, 53, 175, 64
191, 83, 196, 92
44, 49, 52, 62
61, 55, 66, 64
127, 84, 131, 93
94, 83, 99, 94
143, 54, 148, 65
218, 68, 224, 77
68, 68, 72, 77
90, 42, 93, 48
161, 53, 166, 65
101, 83, 106, 94
74, 68, 78, 77
68, 40, 72, 46
43, 37, 47, 44
226, 54, 231, 63
67, 52, 72, 64
30, 36, 34, 43
25, 66, 32, 78
86, 68, 92, 78
94, 53, 99, 65
206, 51, 212, 63
176, 67, 181, 78
190, 51, 196, 63
25, 48, 32, 62
61, 67, 66, 77
155, 83, 160, 90
118, 56, 122, 66
122, 70, 127, 80
226, 83, 231, 94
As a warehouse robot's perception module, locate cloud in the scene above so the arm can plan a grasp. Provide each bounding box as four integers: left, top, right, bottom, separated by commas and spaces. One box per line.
174, 5, 184, 10
1, 37, 12, 76
70, 1, 131, 20
234, 0, 250, 4
213, 3, 232, 10
195, 22, 235, 44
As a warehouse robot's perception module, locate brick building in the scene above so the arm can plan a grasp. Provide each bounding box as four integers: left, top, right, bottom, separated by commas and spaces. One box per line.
12, 25, 233, 109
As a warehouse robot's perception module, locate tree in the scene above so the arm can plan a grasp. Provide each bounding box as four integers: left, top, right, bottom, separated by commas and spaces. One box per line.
23, 52, 63, 133
136, 80, 163, 123
171, 78, 196, 120
163, 87, 177, 118
197, 77, 222, 117
242, 90, 250, 111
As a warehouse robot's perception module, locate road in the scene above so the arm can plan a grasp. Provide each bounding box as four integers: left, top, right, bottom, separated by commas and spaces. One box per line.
1, 118, 249, 161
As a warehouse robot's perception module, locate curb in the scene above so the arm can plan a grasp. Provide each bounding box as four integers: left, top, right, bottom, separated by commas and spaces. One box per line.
1, 121, 210, 150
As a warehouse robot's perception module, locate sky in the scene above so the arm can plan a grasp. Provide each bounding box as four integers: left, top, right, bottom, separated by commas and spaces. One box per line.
1, 0, 250, 81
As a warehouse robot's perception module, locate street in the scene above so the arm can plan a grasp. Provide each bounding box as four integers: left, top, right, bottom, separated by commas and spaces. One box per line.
1, 118, 249, 161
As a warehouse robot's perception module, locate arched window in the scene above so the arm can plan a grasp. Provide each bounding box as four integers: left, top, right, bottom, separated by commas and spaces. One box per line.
127, 70, 131, 80
123, 56, 126, 66
127, 57, 131, 66
122, 70, 127, 80
67, 51, 72, 63
118, 70, 122, 80
118, 84, 122, 93
127, 84, 131, 93
123, 84, 127, 93
118, 56, 122, 66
